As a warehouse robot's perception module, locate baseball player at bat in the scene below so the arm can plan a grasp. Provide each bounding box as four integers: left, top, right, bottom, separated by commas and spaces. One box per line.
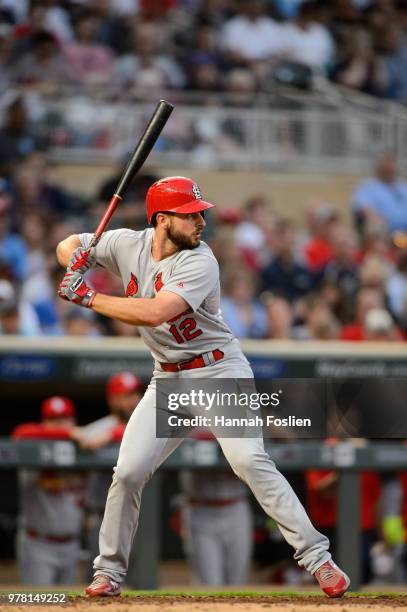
56, 177, 350, 598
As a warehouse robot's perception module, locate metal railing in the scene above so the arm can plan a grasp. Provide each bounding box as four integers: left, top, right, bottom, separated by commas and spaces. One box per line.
44, 101, 407, 172
9, 87, 407, 173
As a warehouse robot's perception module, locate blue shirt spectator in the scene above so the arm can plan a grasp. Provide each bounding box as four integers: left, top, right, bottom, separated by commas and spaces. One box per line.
381, 24, 407, 103
351, 152, 407, 233
273, 0, 305, 20
0, 181, 27, 280
260, 218, 315, 302
261, 256, 314, 302
0, 234, 27, 280
221, 296, 268, 339
221, 270, 268, 339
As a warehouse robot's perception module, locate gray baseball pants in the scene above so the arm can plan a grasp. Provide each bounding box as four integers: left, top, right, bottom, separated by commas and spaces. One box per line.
184, 499, 253, 585
93, 345, 331, 582
17, 530, 80, 585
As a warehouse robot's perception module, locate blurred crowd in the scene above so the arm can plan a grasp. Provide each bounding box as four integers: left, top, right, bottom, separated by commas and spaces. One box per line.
0, 136, 407, 341
0, 0, 406, 102
214, 150, 407, 343
0, 1, 405, 341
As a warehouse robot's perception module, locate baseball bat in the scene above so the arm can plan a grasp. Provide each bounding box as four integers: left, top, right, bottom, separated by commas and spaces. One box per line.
89, 99, 174, 248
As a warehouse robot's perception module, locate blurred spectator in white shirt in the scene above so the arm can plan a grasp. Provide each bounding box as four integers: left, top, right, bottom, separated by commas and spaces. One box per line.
363, 307, 400, 341
220, 0, 284, 66
42, 0, 74, 43
281, 0, 335, 71
109, 0, 140, 16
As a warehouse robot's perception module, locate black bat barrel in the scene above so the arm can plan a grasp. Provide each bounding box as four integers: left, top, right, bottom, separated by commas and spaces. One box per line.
115, 100, 174, 198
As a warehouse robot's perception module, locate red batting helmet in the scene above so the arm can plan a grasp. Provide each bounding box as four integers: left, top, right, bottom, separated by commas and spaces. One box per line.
106, 372, 143, 396
146, 176, 215, 224
41, 396, 75, 420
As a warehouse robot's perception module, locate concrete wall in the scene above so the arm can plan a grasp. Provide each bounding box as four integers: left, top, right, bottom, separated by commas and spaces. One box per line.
49, 164, 364, 225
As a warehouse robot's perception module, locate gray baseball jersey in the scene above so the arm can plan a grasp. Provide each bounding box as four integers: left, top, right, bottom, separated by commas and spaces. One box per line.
80, 228, 234, 362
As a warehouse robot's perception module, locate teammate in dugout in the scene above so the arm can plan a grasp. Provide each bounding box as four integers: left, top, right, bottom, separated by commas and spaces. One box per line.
71, 371, 143, 580
56, 176, 350, 597
179, 429, 253, 586
12, 397, 86, 585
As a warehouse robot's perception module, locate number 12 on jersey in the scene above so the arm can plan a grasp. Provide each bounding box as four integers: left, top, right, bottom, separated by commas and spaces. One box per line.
169, 317, 203, 343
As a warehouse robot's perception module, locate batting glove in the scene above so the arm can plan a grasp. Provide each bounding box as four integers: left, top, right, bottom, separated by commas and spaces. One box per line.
68, 247, 96, 274
58, 270, 96, 308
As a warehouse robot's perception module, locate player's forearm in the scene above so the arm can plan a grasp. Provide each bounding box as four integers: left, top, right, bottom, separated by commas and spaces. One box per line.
56, 235, 82, 268
91, 294, 164, 327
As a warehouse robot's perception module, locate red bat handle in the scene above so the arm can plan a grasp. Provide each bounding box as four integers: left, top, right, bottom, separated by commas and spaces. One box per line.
89, 193, 122, 248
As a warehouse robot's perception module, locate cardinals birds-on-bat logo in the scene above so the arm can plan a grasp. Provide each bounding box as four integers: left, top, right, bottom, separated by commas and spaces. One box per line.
155, 272, 163, 292
126, 273, 138, 297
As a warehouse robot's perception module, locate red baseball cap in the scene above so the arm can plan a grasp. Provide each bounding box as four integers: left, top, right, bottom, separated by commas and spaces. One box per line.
146, 176, 215, 224
41, 396, 75, 419
106, 372, 143, 396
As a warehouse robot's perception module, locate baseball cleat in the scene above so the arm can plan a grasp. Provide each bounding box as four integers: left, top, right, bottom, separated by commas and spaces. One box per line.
314, 560, 350, 598
85, 574, 121, 597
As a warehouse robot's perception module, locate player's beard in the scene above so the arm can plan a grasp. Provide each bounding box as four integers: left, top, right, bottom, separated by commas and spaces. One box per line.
167, 226, 201, 250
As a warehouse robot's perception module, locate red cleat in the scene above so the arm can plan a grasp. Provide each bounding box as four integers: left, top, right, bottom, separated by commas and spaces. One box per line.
85, 574, 121, 597
314, 560, 350, 598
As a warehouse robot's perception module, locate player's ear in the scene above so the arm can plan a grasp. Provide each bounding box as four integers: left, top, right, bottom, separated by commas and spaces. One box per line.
155, 212, 169, 228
